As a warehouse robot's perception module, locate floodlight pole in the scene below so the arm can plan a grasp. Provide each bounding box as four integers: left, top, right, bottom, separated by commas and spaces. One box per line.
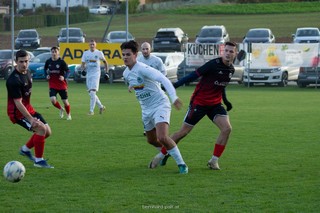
11, 0, 14, 62
66, 0, 69, 43
316, 42, 320, 89
126, 0, 128, 41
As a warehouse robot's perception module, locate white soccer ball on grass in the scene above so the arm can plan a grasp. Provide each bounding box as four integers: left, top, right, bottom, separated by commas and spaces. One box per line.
3, 161, 26, 183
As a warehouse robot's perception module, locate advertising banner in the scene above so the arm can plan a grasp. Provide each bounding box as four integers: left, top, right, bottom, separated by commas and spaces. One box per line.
185, 43, 224, 66
59, 43, 124, 65
251, 43, 318, 68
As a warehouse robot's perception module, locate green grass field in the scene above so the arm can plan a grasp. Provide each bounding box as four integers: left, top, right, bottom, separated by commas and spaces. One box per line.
0, 80, 319, 212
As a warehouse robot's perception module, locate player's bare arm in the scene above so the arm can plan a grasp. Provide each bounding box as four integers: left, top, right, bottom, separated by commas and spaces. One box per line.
173, 98, 183, 110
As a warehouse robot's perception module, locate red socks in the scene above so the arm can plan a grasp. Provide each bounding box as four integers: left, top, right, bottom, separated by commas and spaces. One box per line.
161, 146, 167, 155
33, 134, 45, 158
26, 134, 35, 149
213, 144, 225, 158
53, 101, 62, 109
65, 104, 70, 115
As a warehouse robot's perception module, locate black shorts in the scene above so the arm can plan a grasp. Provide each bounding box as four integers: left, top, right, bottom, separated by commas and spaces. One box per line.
184, 103, 227, 126
49, 88, 68, 100
16, 112, 47, 131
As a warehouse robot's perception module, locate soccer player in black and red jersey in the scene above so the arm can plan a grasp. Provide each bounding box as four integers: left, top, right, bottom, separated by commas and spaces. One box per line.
44, 46, 71, 120
150, 41, 239, 170
6, 49, 54, 168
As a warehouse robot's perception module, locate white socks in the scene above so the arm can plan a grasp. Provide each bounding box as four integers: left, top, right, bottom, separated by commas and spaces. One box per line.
167, 146, 185, 165
89, 90, 103, 112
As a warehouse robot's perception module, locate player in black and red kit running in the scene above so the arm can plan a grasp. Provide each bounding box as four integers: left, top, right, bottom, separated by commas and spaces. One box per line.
44, 46, 72, 120
6, 50, 54, 168
150, 41, 240, 170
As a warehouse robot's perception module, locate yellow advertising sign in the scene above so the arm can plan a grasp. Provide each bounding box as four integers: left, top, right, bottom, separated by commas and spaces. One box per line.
59, 43, 124, 65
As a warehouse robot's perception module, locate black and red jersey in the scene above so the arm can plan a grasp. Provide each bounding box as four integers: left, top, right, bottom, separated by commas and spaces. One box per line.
6, 69, 35, 123
191, 57, 235, 106
44, 57, 69, 90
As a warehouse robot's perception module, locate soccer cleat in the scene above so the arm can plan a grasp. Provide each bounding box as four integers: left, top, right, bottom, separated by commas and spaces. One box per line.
148, 153, 164, 169
59, 108, 64, 119
178, 164, 188, 174
19, 148, 35, 162
88, 111, 94, 116
160, 154, 170, 166
34, 160, 54, 169
66, 114, 72, 120
99, 106, 106, 114
207, 158, 221, 170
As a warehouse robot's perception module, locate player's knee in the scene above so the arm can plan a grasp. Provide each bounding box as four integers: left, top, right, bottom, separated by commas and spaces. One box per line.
157, 135, 170, 144
222, 125, 232, 135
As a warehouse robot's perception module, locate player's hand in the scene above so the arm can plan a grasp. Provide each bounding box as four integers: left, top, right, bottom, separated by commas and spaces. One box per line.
224, 101, 233, 111
173, 98, 183, 110
128, 86, 133, 93
59, 76, 64, 81
30, 118, 41, 129
46, 75, 50, 80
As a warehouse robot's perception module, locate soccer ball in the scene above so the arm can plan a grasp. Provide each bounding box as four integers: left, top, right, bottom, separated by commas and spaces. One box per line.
3, 161, 26, 183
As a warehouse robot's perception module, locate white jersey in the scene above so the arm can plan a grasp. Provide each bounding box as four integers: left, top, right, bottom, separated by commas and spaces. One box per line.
123, 61, 178, 114
137, 54, 166, 76
81, 49, 105, 78
82, 49, 106, 91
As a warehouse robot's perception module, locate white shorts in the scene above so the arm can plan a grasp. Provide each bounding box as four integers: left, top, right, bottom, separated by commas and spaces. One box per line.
86, 75, 100, 91
142, 104, 171, 131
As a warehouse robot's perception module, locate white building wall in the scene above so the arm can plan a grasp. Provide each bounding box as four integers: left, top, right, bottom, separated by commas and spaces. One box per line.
18, 0, 88, 12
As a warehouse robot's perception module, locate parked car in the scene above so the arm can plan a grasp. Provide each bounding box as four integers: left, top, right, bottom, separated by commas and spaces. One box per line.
297, 55, 320, 87
195, 25, 229, 44
0, 49, 34, 79
89, 5, 110, 15
29, 52, 51, 79
292, 27, 320, 43
152, 28, 188, 52
103, 31, 134, 43
15, 29, 41, 49
57, 28, 86, 45
177, 59, 244, 85
242, 66, 299, 87
108, 65, 126, 83
73, 64, 109, 83
243, 28, 275, 52
151, 52, 184, 82
29, 52, 76, 79
32, 47, 51, 57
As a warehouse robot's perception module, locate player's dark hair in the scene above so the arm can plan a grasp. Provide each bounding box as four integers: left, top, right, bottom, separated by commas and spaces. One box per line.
225, 41, 237, 49
120, 40, 139, 53
15, 49, 28, 61
51, 46, 59, 51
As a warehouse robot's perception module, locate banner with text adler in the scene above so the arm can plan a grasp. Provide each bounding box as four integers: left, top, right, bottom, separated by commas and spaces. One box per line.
251, 43, 319, 68
59, 43, 124, 65
186, 43, 224, 66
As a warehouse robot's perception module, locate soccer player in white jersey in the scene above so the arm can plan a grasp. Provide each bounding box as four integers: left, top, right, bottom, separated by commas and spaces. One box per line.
121, 40, 188, 174
137, 42, 166, 76
137, 42, 166, 136
81, 40, 108, 115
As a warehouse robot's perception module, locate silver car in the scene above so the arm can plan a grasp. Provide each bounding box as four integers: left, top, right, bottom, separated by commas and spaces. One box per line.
292, 27, 320, 43
151, 52, 185, 82
195, 25, 230, 44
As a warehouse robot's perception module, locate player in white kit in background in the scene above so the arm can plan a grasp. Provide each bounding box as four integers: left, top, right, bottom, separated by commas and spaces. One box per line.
81, 40, 108, 115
